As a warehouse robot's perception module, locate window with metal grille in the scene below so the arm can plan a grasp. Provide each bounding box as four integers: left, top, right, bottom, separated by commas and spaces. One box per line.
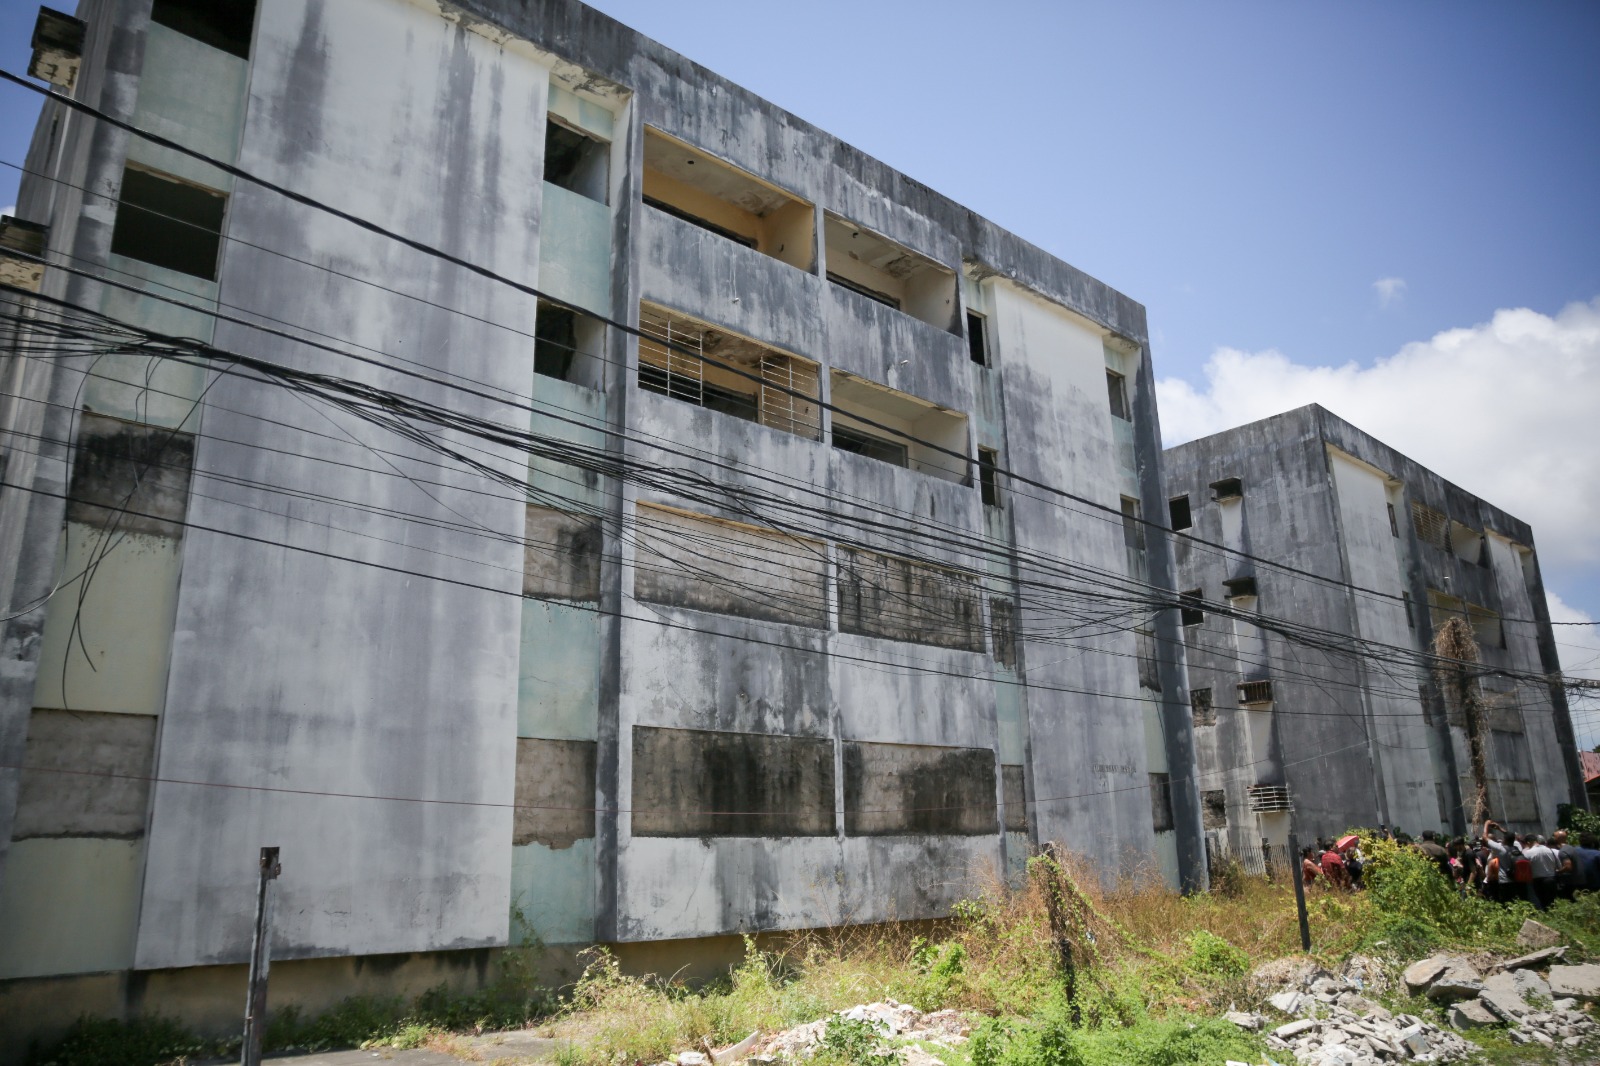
1411, 502, 1449, 550
637, 304, 820, 440
1247, 783, 1291, 813
1237, 680, 1273, 706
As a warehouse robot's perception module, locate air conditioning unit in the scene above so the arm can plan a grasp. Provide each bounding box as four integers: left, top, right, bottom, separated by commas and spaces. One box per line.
1247, 783, 1292, 813
30, 8, 87, 90
1237, 679, 1273, 707
0, 217, 47, 294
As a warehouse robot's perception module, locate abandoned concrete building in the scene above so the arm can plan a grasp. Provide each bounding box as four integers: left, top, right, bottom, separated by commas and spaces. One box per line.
0, 0, 1207, 1042
1165, 405, 1583, 866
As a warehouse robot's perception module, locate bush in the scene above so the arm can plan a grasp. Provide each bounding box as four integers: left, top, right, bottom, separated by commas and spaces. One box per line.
1358, 914, 1442, 961
30, 1016, 212, 1066
1181, 931, 1247, 978
968, 1009, 1086, 1066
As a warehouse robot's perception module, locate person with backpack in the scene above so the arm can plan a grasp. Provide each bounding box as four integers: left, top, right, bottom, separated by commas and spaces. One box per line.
1524, 834, 1560, 910
1483, 820, 1516, 904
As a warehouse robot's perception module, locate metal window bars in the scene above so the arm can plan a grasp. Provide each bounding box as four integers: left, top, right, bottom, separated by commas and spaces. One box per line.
1246, 783, 1292, 813
758, 355, 821, 440
638, 308, 704, 405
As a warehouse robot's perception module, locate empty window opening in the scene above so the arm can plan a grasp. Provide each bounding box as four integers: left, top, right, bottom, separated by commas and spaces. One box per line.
966, 310, 989, 366
637, 304, 820, 440
1201, 789, 1227, 830
978, 447, 1001, 508
1168, 494, 1192, 531
1121, 495, 1146, 581
1150, 772, 1174, 833
1403, 591, 1415, 630
1106, 369, 1130, 421
1136, 628, 1161, 692
544, 117, 609, 204
534, 300, 606, 389
1180, 590, 1205, 627
1387, 501, 1399, 538
1210, 476, 1243, 502
823, 212, 957, 332
1448, 520, 1485, 565
150, 0, 256, 58
642, 128, 814, 270
829, 369, 969, 483
1191, 687, 1216, 726
109, 166, 225, 280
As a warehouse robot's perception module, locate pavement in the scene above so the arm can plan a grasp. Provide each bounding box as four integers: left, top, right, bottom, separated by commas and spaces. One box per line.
257, 1030, 566, 1065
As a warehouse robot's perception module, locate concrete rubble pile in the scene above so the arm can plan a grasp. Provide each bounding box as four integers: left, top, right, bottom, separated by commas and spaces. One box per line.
1398, 948, 1599, 1051
1246, 967, 1474, 1065
662, 1001, 972, 1066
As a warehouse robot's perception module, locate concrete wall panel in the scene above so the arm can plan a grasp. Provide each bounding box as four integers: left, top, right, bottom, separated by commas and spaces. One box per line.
630, 725, 835, 837
0, 837, 142, 979
842, 741, 997, 836
12, 709, 156, 840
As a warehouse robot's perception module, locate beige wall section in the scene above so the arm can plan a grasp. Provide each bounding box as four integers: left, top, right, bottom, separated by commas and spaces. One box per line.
0, 837, 143, 979
32, 525, 184, 716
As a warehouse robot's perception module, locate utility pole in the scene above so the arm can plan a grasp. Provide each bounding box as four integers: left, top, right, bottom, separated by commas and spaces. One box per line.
1287, 833, 1311, 952
242, 846, 281, 1066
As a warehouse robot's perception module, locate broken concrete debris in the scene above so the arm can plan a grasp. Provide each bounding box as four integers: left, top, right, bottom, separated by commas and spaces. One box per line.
1262, 949, 1597, 1063
661, 1001, 972, 1066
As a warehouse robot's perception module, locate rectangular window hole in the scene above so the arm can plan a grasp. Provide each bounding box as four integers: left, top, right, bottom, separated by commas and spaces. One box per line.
1180, 589, 1205, 627
534, 300, 606, 389
109, 166, 225, 280
1106, 369, 1130, 421
978, 447, 1001, 507
150, 0, 256, 58
1209, 476, 1243, 502
545, 117, 609, 204
966, 310, 988, 365
1191, 687, 1216, 726
1168, 494, 1191, 531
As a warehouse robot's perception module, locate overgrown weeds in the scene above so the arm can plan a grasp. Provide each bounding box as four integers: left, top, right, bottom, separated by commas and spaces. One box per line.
35, 837, 1600, 1066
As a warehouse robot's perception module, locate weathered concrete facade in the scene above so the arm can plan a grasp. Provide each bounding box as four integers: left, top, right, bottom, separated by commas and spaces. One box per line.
0, 0, 1202, 1046
1165, 405, 1582, 864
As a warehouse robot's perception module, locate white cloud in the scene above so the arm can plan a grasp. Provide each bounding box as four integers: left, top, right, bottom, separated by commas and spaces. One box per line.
1157, 298, 1600, 669
1547, 592, 1600, 750
0, 205, 14, 219
1374, 276, 1407, 308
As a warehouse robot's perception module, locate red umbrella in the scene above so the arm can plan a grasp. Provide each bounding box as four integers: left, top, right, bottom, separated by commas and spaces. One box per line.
1336, 833, 1360, 852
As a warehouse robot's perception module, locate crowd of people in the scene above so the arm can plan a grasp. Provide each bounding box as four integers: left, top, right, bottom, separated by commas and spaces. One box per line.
1297, 820, 1600, 910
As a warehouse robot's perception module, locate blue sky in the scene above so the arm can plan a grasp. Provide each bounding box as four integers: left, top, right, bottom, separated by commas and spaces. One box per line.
1, 1, 1596, 727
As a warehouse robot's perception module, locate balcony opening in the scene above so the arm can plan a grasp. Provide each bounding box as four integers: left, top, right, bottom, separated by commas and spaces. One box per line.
642, 128, 813, 270
150, 0, 256, 58
824, 213, 956, 332
637, 304, 820, 440
828, 370, 968, 483
534, 300, 606, 390
1179, 590, 1204, 627
1106, 369, 1130, 421
110, 165, 225, 280
978, 447, 1001, 508
1168, 494, 1191, 531
966, 310, 989, 366
545, 117, 609, 205
1448, 520, 1485, 565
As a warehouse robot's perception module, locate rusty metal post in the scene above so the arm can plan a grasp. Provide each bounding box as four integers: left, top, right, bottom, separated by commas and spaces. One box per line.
1288, 834, 1311, 952
242, 846, 281, 1066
